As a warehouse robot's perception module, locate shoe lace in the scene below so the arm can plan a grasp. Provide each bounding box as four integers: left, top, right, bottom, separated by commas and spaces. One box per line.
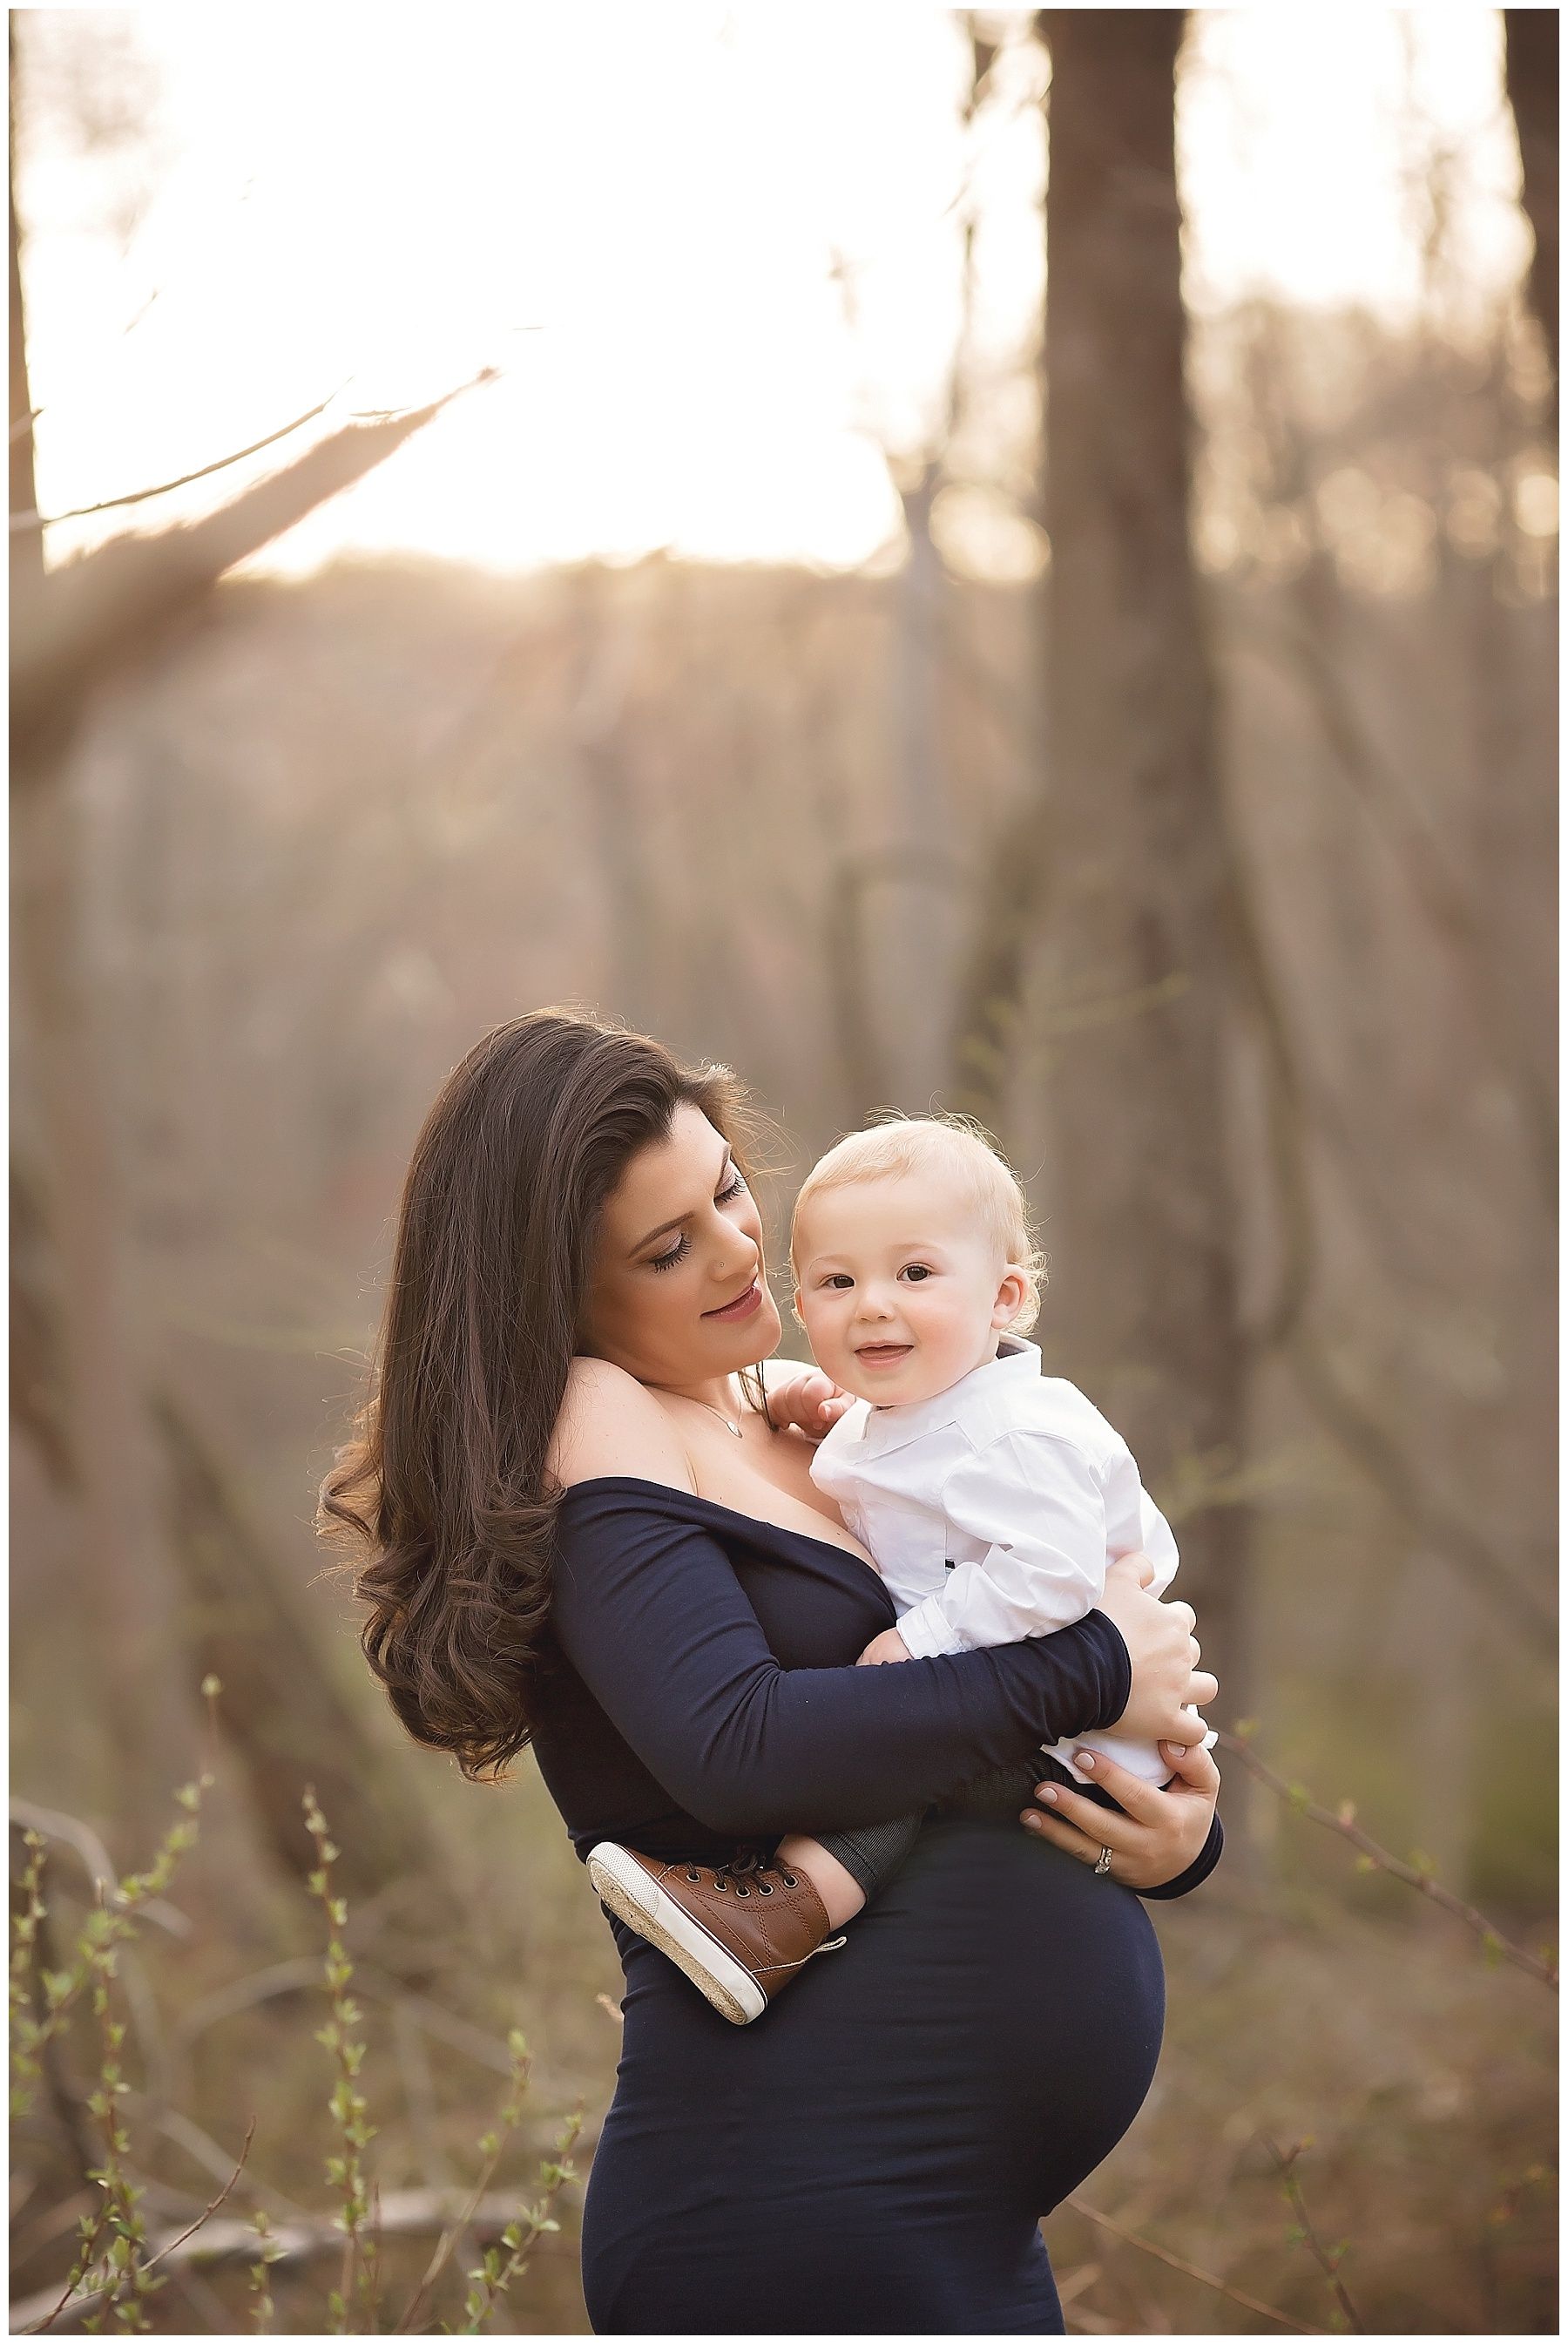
679, 1847, 848, 1968
705, 1846, 798, 1899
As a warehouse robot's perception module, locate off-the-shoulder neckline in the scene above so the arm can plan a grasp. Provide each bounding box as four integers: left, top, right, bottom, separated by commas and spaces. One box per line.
555, 1473, 875, 1571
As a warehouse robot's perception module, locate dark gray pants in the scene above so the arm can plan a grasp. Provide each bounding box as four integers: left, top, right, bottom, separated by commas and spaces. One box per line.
817, 1753, 1061, 1900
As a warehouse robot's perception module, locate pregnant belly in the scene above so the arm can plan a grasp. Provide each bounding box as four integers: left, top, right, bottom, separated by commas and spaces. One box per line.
584, 1815, 1166, 2334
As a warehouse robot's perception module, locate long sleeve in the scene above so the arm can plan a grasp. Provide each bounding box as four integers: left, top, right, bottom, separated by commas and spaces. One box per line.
896, 1431, 1110, 1660
1137, 1810, 1224, 1899
547, 1486, 1131, 1840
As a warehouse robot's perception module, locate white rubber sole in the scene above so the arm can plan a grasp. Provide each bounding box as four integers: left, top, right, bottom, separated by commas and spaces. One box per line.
586, 1844, 767, 2026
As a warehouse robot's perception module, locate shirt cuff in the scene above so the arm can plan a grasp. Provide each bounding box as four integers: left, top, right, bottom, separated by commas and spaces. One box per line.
896, 1597, 969, 1661
1135, 1810, 1225, 1900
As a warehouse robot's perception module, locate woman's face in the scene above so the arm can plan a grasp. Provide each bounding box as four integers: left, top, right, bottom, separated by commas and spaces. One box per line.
581, 1101, 782, 1388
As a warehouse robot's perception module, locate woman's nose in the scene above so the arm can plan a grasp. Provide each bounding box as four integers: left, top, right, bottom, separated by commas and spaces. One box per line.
714, 1223, 760, 1278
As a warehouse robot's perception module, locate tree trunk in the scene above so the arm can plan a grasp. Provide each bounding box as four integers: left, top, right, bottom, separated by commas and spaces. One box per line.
1035, 13, 1252, 1727
1504, 10, 1558, 400
869, 462, 956, 1109
9, 22, 43, 608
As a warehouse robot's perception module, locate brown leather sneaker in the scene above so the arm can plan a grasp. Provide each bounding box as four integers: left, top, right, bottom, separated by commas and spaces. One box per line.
585, 1843, 846, 2024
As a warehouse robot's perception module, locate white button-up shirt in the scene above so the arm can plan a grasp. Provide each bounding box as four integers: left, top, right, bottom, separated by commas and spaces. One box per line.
810, 1336, 1215, 1785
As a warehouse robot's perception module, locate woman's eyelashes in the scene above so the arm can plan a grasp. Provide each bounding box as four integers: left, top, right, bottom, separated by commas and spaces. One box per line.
648, 1173, 749, 1272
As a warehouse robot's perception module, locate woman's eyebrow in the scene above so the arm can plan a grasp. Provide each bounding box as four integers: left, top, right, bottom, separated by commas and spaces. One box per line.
629, 1149, 733, 1256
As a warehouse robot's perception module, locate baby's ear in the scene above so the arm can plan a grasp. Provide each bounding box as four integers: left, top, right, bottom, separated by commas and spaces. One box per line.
992, 1265, 1031, 1326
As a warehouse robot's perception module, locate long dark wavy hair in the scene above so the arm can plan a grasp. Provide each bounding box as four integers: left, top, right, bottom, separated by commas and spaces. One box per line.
318, 1009, 762, 1779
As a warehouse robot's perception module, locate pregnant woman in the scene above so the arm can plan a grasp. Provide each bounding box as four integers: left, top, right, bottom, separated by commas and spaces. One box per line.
321, 1010, 1223, 2335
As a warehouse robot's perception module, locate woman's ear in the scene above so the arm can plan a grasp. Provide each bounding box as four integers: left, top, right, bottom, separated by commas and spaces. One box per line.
991, 1266, 1030, 1329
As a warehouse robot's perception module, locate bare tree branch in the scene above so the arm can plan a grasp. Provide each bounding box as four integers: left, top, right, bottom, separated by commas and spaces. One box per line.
1260, 2134, 1366, 2334
139, 2119, 255, 2280
10, 386, 347, 532
1218, 1726, 1558, 1989
11, 365, 499, 764
1064, 2191, 1324, 2335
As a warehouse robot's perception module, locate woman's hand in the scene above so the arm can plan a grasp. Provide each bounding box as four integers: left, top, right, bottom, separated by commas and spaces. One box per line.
1093, 1552, 1216, 1748
1020, 1736, 1220, 1889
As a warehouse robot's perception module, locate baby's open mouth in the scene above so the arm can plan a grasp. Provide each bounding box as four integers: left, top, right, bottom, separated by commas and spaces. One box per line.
855, 1343, 912, 1365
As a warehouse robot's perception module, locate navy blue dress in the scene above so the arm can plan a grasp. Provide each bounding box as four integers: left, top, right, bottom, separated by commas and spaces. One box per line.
529, 1478, 1222, 2336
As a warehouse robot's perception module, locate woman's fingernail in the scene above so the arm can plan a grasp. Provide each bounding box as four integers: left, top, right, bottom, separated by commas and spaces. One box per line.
1037, 1785, 1058, 1802
1024, 1812, 1044, 1830
1074, 1751, 1095, 1769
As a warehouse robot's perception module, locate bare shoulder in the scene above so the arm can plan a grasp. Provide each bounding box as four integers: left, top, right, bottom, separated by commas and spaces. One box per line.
548, 1356, 696, 1494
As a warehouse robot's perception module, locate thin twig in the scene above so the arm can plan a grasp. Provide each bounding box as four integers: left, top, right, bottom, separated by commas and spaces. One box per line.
10, 1799, 190, 1935
1217, 1726, 1558, 1990
395, 2032, 532, 2334
1063, 2193, 1323, 2334
1260, 2134, 1364, 2334
10, 388, 346, 532
25, 2205, 108, 2335
143, 2117, 256, 2275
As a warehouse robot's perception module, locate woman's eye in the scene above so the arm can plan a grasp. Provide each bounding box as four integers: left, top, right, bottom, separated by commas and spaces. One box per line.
716, 1171, 747, 1203
649, 1235, 689, 1274
900, 1264, 933, 1283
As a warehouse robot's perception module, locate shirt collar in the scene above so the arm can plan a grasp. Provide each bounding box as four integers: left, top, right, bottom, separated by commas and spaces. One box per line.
853, 1336, 1042, 1461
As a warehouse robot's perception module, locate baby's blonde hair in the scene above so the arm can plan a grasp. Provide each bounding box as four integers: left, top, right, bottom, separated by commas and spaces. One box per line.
790, 1112, 1045, 1335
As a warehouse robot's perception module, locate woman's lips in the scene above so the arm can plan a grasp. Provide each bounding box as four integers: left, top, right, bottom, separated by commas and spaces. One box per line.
703, 1278, 763, 1322
855, 1343, 913, 1366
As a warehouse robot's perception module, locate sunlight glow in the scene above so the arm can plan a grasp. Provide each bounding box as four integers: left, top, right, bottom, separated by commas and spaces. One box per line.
16, 6, 1530, 581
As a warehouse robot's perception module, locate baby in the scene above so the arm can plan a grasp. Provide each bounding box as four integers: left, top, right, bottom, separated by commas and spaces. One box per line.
586, 1114, 1214, 2025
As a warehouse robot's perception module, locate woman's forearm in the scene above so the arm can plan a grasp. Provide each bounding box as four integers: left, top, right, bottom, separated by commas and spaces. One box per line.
550, 1487, 1131, 1838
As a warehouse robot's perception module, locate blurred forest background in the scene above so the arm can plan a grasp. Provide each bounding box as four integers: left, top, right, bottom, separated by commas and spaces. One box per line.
10, 6, 1557, 2334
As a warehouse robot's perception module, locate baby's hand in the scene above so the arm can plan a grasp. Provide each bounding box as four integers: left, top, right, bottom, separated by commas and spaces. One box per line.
774, 1368, 855, 1440
856, 1628, 913, 1667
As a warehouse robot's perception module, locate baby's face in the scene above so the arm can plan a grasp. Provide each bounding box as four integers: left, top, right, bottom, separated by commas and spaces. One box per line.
793, 1169, 1028, 1408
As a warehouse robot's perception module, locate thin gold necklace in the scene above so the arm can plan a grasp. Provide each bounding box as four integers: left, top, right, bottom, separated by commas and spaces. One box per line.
686, 1383, 744, 1438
